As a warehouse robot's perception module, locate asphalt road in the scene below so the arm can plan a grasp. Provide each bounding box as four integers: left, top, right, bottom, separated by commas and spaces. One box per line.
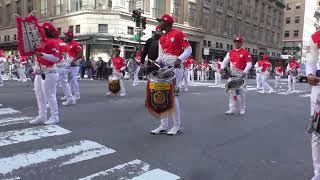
0, 78, 314, 180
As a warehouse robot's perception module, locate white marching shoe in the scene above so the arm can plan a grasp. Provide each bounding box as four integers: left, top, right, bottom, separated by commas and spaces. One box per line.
75, 94, 80, 100
106, 92, 111, 96
44, 116, 60, 125
239, 109, 246, 115
30, 116, 47, 124
150, 126, 169, 135
119, 93, 126, 97
60, 96, 67, 100
166, 126, 182, 135
225, 109, 236, 115
62, 98, 76, 106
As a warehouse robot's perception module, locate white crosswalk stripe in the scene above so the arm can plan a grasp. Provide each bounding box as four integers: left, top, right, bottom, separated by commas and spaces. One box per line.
0, 116, 34, 127
0, 140, 116, 176
0, 108, 20, 116
0, 106, 180, 179
0, 125, 71, 147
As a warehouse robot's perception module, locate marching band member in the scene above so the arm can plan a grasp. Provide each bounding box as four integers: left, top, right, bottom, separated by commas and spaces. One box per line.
106, 49, 127, 96
19, 55, 28, 82
189, 56, 195, 85
150, 14, 192, 135
275, 62, 284, 90
214, 59, 222, 85
141, 26, 162, 76
201, 60, 208, 81
0, 50, 5, 87
29, 22, 62, 125
286, 56, 300, 93
220, 36, 252, 115
132, 48, 142, 86
197, 63, 202, 81
182, 56, 194, 91
259, 55, 274, 94
254, 59, 263, 89
56, 34, 76, 106
306, 23, 320, 180
64, 30, 83, 100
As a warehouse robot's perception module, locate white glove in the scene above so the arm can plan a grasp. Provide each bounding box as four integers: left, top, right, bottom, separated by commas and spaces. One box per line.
120, 66, 126, 71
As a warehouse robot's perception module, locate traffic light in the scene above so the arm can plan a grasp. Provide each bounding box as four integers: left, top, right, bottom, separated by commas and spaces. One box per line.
141, 17, 147, 29
132, 10, 141, 27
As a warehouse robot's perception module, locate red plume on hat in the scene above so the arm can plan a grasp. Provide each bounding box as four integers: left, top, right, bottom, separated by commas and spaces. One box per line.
42, 22, 59, 38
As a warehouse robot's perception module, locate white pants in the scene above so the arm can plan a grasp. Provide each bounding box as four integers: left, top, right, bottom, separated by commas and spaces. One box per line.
311, 86, 320, 176
228, 78, 245, 111
133, 65, 141, 86
288, 75, 297, 92
197, 71, 201, 81
188, 69, 194, 84
0, 67, 3, 85
256, 72, 262, 88
159, 68, 183, 129
70, 66, 80, 96
275, 76, 281, 89
183, 70, 189, 89
58, 68, 74, 101
18, 67, 26, 82
214, 71, 221, 85
34, 73, 59, 119
201, 70, 207, 81
261, 73, 273, 92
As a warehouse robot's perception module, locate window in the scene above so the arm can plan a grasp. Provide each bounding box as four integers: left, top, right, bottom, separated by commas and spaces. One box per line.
98, 24, 108, 33
286, 3, 291, 10
41, 0, 48, 14
208, 41, 211, 47
248, 48, 251, 53
272, 52, 275, 57
16, 0, 22, 16
294, 30, 299, 37
76, 25, 80, 34
127, 27, 134, 35
285, 17, 290, 24
57, 28, 62, 35
284, 31, 290, 38
7, 35, 10, 41
295, 16, 300, 24
5, 4, 12, 26
296, 3, 301, 9
71, 0, 82, 12
216, 42, 219, 48
27, 0, 33, 13
227, 44, 230, 50
14, 34, 16, 41
220, 43, 223, 49
69, 26, 74, 33
152, 0, 164, 18
56, 0, 64, 15
230, 45, 233, 49
203, 40, 207, 46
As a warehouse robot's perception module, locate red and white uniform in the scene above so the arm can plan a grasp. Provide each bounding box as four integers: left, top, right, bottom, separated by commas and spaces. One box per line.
0, 50, 5, 86
225, 48, 252, 71
112, 56, 126, 72
221, 47, 252, 113
133, 48, 143, 86
275, 66, 284, 76
214, 61, 222, 85
36, 38, 62, 70
287, 60, 300, 74
260, 57, 274, 93
66, 40, 82, 62
183, 57, 195, 90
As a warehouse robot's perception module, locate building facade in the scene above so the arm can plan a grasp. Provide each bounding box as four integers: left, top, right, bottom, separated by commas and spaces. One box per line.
0, 0, 285, 63
282, 0, 319, 63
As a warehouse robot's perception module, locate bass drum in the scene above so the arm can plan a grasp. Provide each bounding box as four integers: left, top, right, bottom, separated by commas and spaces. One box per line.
108, 72, 121, 94
146, 69, 176, 119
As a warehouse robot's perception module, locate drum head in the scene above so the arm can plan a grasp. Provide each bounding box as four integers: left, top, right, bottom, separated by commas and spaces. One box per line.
126, 59, 137, 74
147, 68, 175, 82
225, 79, 244, 91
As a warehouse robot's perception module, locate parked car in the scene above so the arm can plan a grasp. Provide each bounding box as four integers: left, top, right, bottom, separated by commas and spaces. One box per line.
297, 64, 307, 82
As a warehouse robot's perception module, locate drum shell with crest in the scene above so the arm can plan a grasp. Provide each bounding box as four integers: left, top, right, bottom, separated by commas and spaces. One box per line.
224, 67, 245, 92
145, 68, 176, 118
108, 72, 121, 94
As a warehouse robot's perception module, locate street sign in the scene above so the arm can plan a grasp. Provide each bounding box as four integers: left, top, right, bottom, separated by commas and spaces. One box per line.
203, 48, 210, 55
136, 0, 144, 10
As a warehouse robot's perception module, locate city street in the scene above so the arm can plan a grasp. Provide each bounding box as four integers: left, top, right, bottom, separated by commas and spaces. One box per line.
0, 78, 314, 180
